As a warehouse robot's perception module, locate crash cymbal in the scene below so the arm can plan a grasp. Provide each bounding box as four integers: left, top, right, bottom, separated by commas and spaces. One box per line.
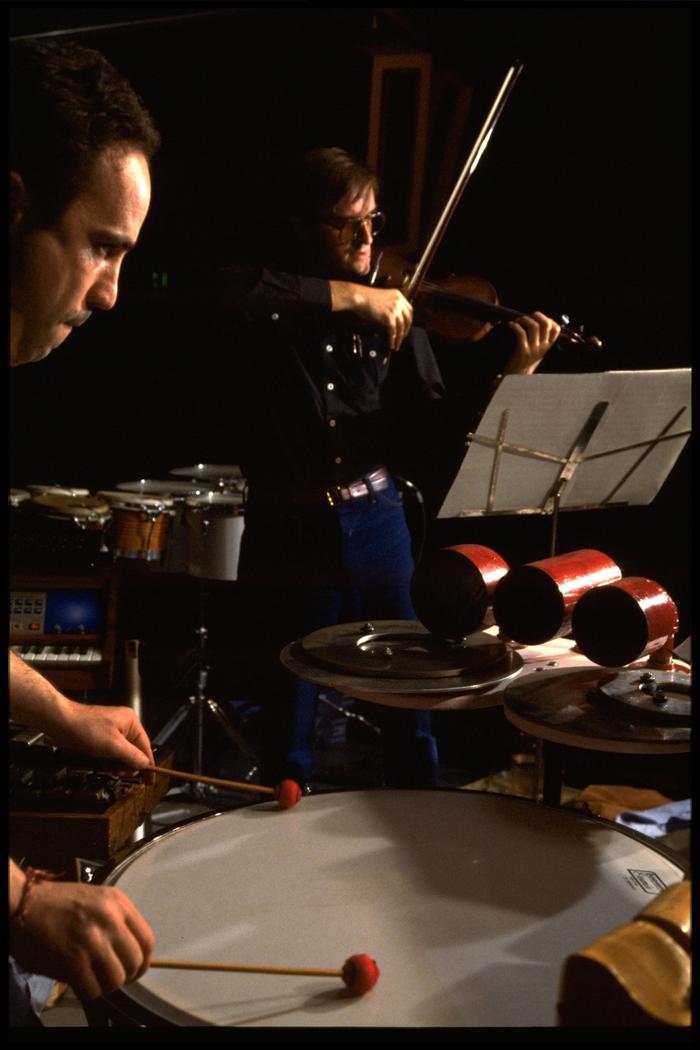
300, 620, 506, 679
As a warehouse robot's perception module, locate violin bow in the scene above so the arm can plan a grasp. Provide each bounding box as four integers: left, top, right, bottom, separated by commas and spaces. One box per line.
405, 61, 524, 301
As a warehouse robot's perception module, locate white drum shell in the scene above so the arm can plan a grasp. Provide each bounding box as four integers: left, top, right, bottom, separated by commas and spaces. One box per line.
103, 790, 685, 1028
184, 496, 245, 581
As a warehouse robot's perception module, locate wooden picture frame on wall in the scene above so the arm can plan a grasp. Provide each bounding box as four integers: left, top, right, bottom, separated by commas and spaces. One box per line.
367, 52, 431, 255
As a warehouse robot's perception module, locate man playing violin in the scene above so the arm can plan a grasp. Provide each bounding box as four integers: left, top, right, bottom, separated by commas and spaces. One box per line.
221, 147, 560, 794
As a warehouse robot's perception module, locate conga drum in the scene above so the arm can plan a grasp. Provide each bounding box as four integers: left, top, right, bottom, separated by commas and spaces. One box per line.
100, 791, 686, 1027
184, 492, 245, 582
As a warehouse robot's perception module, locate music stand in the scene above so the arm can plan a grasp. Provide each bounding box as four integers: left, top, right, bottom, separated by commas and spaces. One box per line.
438, 369, 691, 555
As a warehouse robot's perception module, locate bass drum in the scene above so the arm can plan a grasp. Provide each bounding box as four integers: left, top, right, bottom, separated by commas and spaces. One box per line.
100, 790, 686, 1027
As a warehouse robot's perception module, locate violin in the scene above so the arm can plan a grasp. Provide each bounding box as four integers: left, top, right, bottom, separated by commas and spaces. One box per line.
371, 247, 603, 350
372, 60, 602, 353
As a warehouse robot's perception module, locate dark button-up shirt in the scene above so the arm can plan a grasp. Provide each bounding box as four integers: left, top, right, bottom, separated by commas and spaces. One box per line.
219, 266, 446, 497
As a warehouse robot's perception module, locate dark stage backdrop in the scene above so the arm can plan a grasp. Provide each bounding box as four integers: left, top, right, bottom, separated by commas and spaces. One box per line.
8, 6, 691, 636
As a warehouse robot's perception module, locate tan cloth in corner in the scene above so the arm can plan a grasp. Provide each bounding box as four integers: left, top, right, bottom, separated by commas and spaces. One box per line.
575, 784, 672, 822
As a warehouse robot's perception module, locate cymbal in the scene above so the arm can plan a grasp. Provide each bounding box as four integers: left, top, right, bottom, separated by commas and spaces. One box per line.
281, 620, 524, 709
503, 666, 690, 753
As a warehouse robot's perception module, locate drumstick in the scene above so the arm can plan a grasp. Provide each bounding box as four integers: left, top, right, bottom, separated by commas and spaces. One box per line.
150, 954, 380, 995
145, 766, 303, 809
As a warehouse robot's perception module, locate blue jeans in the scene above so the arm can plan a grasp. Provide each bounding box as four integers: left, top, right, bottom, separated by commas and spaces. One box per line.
239, 475, 438, 787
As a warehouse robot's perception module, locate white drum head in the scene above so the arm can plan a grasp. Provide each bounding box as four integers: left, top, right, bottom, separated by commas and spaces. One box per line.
184, 492, 244, 508
25, 484, 90, 497
98, 491, 175, 511
116, 479, 210, 497
29, 494, 110, 520
104, 790, 685, 1027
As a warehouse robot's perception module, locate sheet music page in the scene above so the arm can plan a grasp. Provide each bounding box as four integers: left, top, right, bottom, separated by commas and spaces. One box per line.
438, 369, 691, 518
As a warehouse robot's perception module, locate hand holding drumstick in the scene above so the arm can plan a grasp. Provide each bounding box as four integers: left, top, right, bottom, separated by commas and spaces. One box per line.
146, 765, 303, 809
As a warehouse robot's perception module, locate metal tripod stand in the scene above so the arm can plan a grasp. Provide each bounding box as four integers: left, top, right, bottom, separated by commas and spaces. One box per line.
152, 581, 258, 800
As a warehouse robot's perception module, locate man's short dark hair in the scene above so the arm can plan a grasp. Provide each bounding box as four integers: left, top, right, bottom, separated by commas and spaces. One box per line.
292, 147, 378, 221
10, 40, 160, 227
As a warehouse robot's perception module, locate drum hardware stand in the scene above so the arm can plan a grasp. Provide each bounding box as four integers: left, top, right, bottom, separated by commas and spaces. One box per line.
318, 691, 381, 736
152, 583, 259, 800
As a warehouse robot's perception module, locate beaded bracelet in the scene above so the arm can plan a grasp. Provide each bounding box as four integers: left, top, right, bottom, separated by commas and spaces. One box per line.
12, 867, 63, 928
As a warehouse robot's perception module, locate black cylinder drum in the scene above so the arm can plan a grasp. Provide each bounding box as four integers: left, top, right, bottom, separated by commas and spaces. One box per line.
492, 549, 621, 646
571, 577, 678, 667
411, 544, 509, 640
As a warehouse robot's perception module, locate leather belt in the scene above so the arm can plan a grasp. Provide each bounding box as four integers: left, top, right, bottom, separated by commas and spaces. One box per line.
325, 466, 390, 508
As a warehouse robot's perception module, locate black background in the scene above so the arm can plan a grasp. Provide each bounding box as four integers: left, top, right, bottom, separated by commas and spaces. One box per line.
8, 5, 692, 638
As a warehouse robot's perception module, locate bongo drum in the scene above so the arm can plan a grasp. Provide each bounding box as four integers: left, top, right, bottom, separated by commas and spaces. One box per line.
102, 791, 686, 1027
184, 492, 245, 581
114, 480, 210, 572
99, 492, 174, 562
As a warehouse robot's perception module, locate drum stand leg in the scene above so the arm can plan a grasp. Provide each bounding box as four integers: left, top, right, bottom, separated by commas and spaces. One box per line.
541, 740, 564, 806
152, 621, 259, 798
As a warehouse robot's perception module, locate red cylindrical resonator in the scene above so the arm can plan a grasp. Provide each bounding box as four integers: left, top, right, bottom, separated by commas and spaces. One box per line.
491, 549, 622, 646
411, 543, 509, 640
571, 577, 679, 668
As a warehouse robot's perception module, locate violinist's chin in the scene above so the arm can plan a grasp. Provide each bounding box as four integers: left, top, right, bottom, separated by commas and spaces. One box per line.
346, 246, 371, 276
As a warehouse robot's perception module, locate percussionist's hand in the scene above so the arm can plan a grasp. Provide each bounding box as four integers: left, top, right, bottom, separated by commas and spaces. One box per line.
9, 651, 154, 771
45, 700, 155, 770
330, 281, 413, 351
10, 876, 154, 1002
504, 311, 561, 375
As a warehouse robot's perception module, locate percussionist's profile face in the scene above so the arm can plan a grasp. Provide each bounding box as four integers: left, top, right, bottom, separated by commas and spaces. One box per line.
10, 146, 151, 367
315, 184, 377, 280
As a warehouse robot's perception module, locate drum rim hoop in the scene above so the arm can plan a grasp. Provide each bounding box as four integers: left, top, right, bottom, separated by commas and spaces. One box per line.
97, 788, 688, 1026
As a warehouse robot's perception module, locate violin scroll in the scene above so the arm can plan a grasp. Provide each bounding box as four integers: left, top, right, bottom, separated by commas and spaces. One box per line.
557, 314, 603, 351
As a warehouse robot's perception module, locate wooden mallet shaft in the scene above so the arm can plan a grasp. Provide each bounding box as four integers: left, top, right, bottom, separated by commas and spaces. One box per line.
152, 959, 340, 978
146, 765, 275, 796
150, 954, 380, 993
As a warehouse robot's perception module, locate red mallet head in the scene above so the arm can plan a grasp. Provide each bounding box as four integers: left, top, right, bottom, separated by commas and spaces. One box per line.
275, 779, 303, 810
341, 954, 380, 995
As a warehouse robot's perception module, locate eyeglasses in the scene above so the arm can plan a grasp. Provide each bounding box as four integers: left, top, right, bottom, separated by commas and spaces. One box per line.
321, 210, 386, 242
